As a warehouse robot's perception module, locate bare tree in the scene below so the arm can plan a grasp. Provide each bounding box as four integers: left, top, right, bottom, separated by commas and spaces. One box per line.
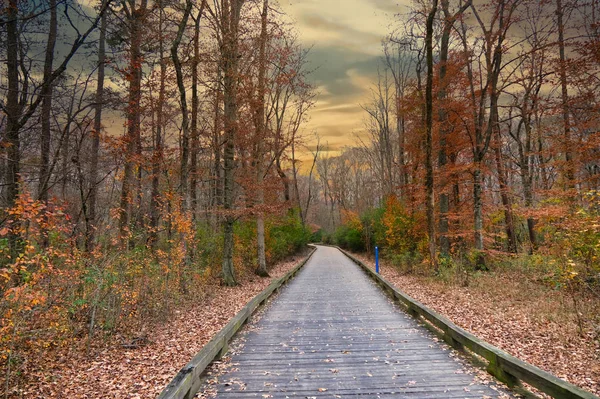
87, 3, 108, 250
425, 0, 439, 269
118, 0, 148, 242
221, 0, 246, 286
255, 0, 269, 277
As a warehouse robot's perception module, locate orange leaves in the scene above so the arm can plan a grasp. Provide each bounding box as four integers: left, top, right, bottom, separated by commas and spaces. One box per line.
340, 209, 362, 233
0, 190, 83, 394
0, 268, 10, 282
381, 196, 425, 255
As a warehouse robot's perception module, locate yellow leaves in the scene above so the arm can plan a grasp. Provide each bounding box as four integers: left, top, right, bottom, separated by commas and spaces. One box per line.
340, 209, 362, 233
381, 195, 424, 254
0, 268, 10, 282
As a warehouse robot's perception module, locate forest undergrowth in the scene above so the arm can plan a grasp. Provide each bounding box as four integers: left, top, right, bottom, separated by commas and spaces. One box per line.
0, 192, 312, 398
12, 249, 311, 399
353, 251, 600, 396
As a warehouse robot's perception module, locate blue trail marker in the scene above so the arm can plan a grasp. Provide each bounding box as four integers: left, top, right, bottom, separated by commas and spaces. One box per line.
375, 246, 379, 274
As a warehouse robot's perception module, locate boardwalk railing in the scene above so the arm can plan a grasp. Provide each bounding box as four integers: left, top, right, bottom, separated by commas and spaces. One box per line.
336, 246, 598, 399
157, 246, 316, 399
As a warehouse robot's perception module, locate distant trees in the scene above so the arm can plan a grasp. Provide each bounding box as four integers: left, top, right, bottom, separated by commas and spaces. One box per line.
0, 0, 313, 276
310, 0, 600, 274
0, 0, 314, 392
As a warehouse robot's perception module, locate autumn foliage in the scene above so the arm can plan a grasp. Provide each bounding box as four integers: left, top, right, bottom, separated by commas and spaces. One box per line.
0, 0, 315, 395
310, 3, 600, 383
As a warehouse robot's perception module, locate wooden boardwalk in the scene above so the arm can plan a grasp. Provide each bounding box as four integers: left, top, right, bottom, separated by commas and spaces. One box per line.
205, 245, 506, 398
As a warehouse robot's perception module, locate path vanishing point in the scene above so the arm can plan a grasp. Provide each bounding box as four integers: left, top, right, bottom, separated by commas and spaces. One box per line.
202, 245, 508, 398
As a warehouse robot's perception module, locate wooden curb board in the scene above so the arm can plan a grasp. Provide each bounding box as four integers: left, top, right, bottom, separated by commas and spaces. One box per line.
334, 245, 598, 399
157, 245, 317, 399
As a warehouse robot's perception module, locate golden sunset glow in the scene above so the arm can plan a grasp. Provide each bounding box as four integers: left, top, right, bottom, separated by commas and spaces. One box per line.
279, 0, 411, 157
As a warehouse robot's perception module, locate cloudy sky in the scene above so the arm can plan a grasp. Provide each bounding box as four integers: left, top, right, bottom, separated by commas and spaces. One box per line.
278, 0, 411, 156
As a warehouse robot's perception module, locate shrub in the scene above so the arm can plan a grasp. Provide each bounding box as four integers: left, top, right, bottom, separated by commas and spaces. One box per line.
334, 210, 365, 252
322, 232, 334, 245
381, 196, 426, 258
310, 228, 323, 243
265, 210, 311, 264
360, 207, 385, 252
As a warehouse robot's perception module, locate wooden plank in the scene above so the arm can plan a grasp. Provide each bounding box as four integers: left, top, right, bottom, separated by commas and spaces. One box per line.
157, 246, 317, 399
205, 245, 504, 399
336, 246, 599, 399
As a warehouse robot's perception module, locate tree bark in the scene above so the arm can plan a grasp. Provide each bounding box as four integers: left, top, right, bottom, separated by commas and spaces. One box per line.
556, 0, 575, 190
119, 0, 147, 243
493, 123, 517, 253
38, 0, 58, 208
291, 141, 303, 223
425, 0, 439, 270
190, 3, 206, 221
221, 0, 244, 286
255, 0, 269, 278
473, 166, 484, 252
87, 5, 107, 251
172, 0, 193, 211
438, 2, 451, 257
438, 0, 472, 257
212, 66, 223, 221
149, 0, 166, 249
5, 0, 21, 258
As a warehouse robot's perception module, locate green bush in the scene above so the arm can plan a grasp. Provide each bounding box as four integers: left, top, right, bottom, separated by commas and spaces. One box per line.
310, 228, 324, 243
195, 223, 222, 274
387, 250, 423, 273
322, 232, 334, 245
266, 211, 311, 264
334, 224, 365, 252
360, 207, 385, 252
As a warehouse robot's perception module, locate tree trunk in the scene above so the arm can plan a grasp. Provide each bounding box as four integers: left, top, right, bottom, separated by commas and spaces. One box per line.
276, 157, 291, 203
291, 141, 303, 222
468, 0, 515, 267
556, 0, 575, 189
87, 7, 107, 251
438, 3, 451, 257
190, 3, 206, 221
493, 126, 517, 253
398, 114, 407, 193
473, 165, 484, 252
149, 1, 166, 249
221, 0, 244, 286
521, 111, 537, 252
255, 0, 269, 278
212, 66, 223, 222
437, 0, 471, 256
38, 0, 57, 210
425, 0, 438, 270
119, 1, 147, 243
5, 0, 21, 258
172, 0, 193, 211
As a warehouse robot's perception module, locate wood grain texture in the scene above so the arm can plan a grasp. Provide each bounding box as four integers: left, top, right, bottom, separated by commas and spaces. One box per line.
158, 246, 316, 399
206, 245, 506, 398
337, 246, 599, 399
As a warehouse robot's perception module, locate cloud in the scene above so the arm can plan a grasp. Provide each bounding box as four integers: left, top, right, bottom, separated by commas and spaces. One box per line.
298, 12, 384, 51
277, 0, 412, 161
307, 45, 381, 103
367, 0, 407, 15
314, 103, 363, 115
